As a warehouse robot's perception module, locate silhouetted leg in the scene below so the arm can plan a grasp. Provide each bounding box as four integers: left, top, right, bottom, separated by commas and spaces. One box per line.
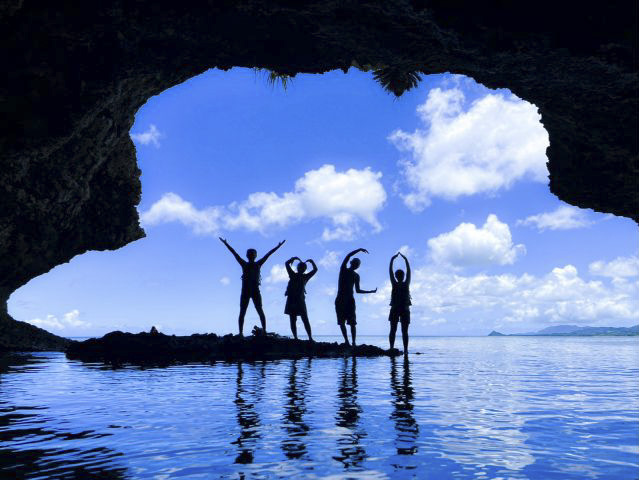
255, 303, 267, 333
389, 320, 398, 350
238, 295, 249, 336
401, 320, 409, 355
350, 323, 356, 347
289, 314, 298, 339
253, 291, 266, 333
300, 312, 313, 341
339, 322, 350, 346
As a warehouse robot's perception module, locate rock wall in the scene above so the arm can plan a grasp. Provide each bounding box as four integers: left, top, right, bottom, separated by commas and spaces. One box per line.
1, 1, 636, 342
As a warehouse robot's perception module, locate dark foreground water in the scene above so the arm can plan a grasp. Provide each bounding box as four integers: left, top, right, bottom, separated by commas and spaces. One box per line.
1, 337, 638, 479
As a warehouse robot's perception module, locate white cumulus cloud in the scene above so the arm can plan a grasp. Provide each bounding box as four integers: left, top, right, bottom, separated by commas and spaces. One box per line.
131, 124, 162, 147
389, 85, 549, 211
319, 250, 341, 269
589, 256, 639, 279
220, 276, 231, 286
27, 310, 90, 331
140, 193, 222, 235
365, 263, 639, 326
225, 165, 386, 239
517, 205, 593, 231
141, 164, 386, 241
428, 214, 525, 267
266, 264, 289, 284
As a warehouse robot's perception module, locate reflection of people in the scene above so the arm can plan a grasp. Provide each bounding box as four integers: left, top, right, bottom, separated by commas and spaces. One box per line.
389, 252, 411, 354
285, 257, 317, 341
333, 357, 366, 469
232, 362, 264, 464
335, 248, 377, 346
282, 359, 311, 459
390, 356, 419, 458
219, 237, 285, 335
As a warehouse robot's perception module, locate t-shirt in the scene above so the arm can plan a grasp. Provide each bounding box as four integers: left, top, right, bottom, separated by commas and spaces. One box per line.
337, 268, 358, 299
241, 261, 261, 290
390, 281, 411, 307
285, 272, 314, 299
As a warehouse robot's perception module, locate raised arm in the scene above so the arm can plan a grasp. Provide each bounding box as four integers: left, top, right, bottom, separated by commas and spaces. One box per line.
340, 247, 368, 270
354, 274, 377, 294
400, 252, 411, 284
219, 237, 244, 265
285, 256, 300, 276
389, 253, 399, 285
257, 240, 286, 265
305, 259, 318, 279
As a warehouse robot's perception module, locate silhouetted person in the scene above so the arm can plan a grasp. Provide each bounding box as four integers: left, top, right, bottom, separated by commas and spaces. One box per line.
389, 252, 411, 354
220, 237, 285, 336
390, 356, 419, 459
285, 257, 317, 341
335, 248, 377, 347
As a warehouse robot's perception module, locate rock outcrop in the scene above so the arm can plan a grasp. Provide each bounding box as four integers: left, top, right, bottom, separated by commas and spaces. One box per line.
66, 329, 399, 364
1, 1, 636, 348
0, 314, 71, 352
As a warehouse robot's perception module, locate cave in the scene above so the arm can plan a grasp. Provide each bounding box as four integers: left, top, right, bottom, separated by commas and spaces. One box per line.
1, 1, 636, 349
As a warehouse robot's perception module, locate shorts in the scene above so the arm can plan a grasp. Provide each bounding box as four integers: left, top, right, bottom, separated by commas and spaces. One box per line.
335, 296, 356, 325
389, 306, 410, 325
240, 288, 262, 308
285, 295, 308, 317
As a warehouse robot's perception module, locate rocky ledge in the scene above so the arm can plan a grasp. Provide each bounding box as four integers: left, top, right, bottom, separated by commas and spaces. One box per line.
0, 315, 71, 353
66, 328, 398, 364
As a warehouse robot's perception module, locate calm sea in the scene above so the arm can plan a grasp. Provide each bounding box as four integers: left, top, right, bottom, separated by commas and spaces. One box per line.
1, 336, 638, 479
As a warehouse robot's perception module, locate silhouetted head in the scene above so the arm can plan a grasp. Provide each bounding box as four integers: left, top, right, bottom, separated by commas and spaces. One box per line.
296, 262, 307, 273
349, 258, 361, 270
395, 269, 405, 282
246, 249, 257, 261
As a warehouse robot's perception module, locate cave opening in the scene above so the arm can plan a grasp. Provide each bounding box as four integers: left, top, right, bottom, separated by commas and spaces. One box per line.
8, 68, 638, 339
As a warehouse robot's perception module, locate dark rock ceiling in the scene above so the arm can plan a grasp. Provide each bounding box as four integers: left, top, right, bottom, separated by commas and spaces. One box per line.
1, 1, 637, 319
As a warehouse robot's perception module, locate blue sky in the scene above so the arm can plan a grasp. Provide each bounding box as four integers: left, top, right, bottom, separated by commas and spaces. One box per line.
10, 69, 638, 337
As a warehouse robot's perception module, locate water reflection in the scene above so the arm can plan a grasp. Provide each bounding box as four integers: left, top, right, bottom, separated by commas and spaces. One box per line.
281, 359, 311, 460
1, 338, 638, 479
390, 356, 419, 459
232, 361, 265, 465
0, 356, 128, 479
333, 356, 367, 470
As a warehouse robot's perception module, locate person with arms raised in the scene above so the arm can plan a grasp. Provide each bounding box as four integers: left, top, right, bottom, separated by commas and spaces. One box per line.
284, 257, 318, 341
388, 252, 411, 355
220, 237, 285, 336
335, 248, 377, 347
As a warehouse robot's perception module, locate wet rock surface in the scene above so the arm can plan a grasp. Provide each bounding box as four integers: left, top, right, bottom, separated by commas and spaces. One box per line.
66, 329, 399, 364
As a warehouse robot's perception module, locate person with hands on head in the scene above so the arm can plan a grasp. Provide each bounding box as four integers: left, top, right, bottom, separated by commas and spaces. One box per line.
284, 257, 318, 341
219, 237, 285, 336
388, 252, 411, 355
335, 248, 377, 347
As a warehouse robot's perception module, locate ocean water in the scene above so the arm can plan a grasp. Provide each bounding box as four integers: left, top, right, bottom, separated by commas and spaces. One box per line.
1, 336, 638, 479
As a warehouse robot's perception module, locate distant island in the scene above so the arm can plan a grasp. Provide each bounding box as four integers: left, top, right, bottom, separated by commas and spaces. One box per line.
488, 324, 639, 337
